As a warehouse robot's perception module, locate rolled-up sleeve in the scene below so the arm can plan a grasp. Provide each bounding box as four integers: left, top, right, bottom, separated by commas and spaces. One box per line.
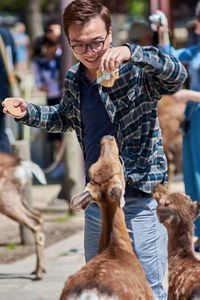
125, 43, 188, 99
16, 95, 73, 133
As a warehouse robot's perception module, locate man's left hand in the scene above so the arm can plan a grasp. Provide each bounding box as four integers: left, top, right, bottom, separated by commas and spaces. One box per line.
100, 46, 131, 73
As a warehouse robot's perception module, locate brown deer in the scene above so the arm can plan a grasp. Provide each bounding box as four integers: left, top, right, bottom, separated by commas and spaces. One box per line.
158, 95, 185, 186
153, 184, 200, 300
60, 135, 154, 300
0, 152, 46, 279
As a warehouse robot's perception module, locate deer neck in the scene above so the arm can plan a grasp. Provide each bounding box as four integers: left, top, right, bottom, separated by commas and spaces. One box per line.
167, 225, 194, 259
98, 202, 133, 254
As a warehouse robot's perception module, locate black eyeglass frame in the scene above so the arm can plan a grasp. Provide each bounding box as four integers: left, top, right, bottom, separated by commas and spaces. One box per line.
69, 33, 108, 55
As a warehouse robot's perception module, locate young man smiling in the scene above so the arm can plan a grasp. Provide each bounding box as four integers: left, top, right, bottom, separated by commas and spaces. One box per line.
2, 0, 187, 299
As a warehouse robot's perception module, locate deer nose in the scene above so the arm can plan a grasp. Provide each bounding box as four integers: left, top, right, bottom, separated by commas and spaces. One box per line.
103, 135, 114, 141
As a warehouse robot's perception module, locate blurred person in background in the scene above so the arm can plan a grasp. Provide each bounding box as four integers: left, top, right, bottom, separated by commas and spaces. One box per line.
33, 21, 61, 58
129, 20, 156, 46
0, 24, 16, 153
13, 22, 30, 74
156, 2, 200, 252
32, 36, 63, 172
186, 19, 200, 47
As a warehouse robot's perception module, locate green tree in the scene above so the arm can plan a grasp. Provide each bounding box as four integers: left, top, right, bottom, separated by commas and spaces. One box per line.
0, 0, 56, 11
126, 0, 149, 17
0, 0, 26, 11
0, 0, 58, 43
25, 0, 44, 43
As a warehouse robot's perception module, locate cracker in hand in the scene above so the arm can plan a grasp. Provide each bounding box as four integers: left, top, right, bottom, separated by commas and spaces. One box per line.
97, 68, 119, 87
4, 98, 22, 116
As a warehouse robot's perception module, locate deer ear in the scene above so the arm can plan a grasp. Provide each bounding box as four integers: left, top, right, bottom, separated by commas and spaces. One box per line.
110, 187, 122, 200
191, 201, 200, 220
153, 184, 168, 205
157, 206, 180, 225
110, 187, 125, 208
70, 191, 92, 211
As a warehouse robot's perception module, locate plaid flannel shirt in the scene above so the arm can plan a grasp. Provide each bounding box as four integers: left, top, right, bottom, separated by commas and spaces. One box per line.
18, 43, 187, 193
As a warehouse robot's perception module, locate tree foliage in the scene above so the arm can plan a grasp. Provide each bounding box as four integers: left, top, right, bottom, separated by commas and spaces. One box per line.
126, 0, 149, 17
0, 0, 26, 11
0, 0, 57, 12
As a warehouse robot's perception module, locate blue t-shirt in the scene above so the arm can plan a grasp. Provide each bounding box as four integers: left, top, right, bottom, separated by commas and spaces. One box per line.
80, 74, 115, 183
14, 32, 28, 63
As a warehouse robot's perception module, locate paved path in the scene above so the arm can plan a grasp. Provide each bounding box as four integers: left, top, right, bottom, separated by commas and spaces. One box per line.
0, 226, 85, 300
0, 180, 186, 299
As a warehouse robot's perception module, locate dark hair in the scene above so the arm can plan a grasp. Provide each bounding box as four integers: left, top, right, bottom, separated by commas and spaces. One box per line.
44, 18, 60, 33
62, 0, 111, 37
32, 36, 58, 58
195, 1, 200, 21
42, 36, 58, 46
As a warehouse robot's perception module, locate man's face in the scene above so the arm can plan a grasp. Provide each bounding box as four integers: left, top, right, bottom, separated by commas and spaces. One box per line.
68, 16, 112, 73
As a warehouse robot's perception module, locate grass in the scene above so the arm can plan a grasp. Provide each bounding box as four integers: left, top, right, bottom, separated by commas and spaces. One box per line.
53, 212, 74, 223
5, 243, 17, 250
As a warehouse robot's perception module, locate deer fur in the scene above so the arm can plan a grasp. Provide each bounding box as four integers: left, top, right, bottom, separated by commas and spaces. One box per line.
0, 152, 46, 280
153, 184, 200, 300
60, 135, 154, 300
158, 95, 185, 186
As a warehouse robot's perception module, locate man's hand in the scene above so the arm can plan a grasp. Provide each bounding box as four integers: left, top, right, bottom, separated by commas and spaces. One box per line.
155, 10, 168, 28
171, 89, 200, 104
155, 10, 170, 46
2, 97, 28, 119
100, 46, 131, 73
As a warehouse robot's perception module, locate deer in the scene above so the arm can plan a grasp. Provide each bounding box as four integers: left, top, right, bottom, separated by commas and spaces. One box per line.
60, 135, 154, 300
153, 184, 200, 300
157, 95, 185, 186
0, 152, 46, 279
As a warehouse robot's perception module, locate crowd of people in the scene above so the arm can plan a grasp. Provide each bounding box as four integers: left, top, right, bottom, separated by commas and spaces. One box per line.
1, 1, 200, 299
0, 18, 65, 179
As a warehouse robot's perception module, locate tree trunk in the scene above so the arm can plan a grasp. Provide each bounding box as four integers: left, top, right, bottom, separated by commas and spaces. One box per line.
57, 131, 85, 206
25, 0, 44, 46
56, 0, 85, 205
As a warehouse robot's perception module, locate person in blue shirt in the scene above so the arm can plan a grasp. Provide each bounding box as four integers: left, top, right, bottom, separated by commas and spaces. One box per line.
156, 2, 200, 252
32, 36, 63, 170
13, 22, 29, 74
2, 0, 187, 298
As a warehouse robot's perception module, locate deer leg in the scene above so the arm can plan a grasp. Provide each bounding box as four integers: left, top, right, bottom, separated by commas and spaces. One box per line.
0, 190, 45, 279
167, 161, 176, 189
21, 198, 42, 218
165, 150, 176, 189
31, 229, 45, 280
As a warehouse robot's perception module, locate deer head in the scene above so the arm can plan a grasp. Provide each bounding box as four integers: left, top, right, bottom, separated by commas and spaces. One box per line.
153, 184, 200, 227
70, 136, 125, 211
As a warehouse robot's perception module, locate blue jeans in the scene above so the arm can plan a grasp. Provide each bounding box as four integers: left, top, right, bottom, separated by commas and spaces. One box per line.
84, 195, 167, 300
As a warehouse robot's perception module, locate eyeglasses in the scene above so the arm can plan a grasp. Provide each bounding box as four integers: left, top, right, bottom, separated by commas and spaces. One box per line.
70, 33, 108, 55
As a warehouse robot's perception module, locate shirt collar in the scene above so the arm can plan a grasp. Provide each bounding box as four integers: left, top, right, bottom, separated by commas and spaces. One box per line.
75, 62, 85, 79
